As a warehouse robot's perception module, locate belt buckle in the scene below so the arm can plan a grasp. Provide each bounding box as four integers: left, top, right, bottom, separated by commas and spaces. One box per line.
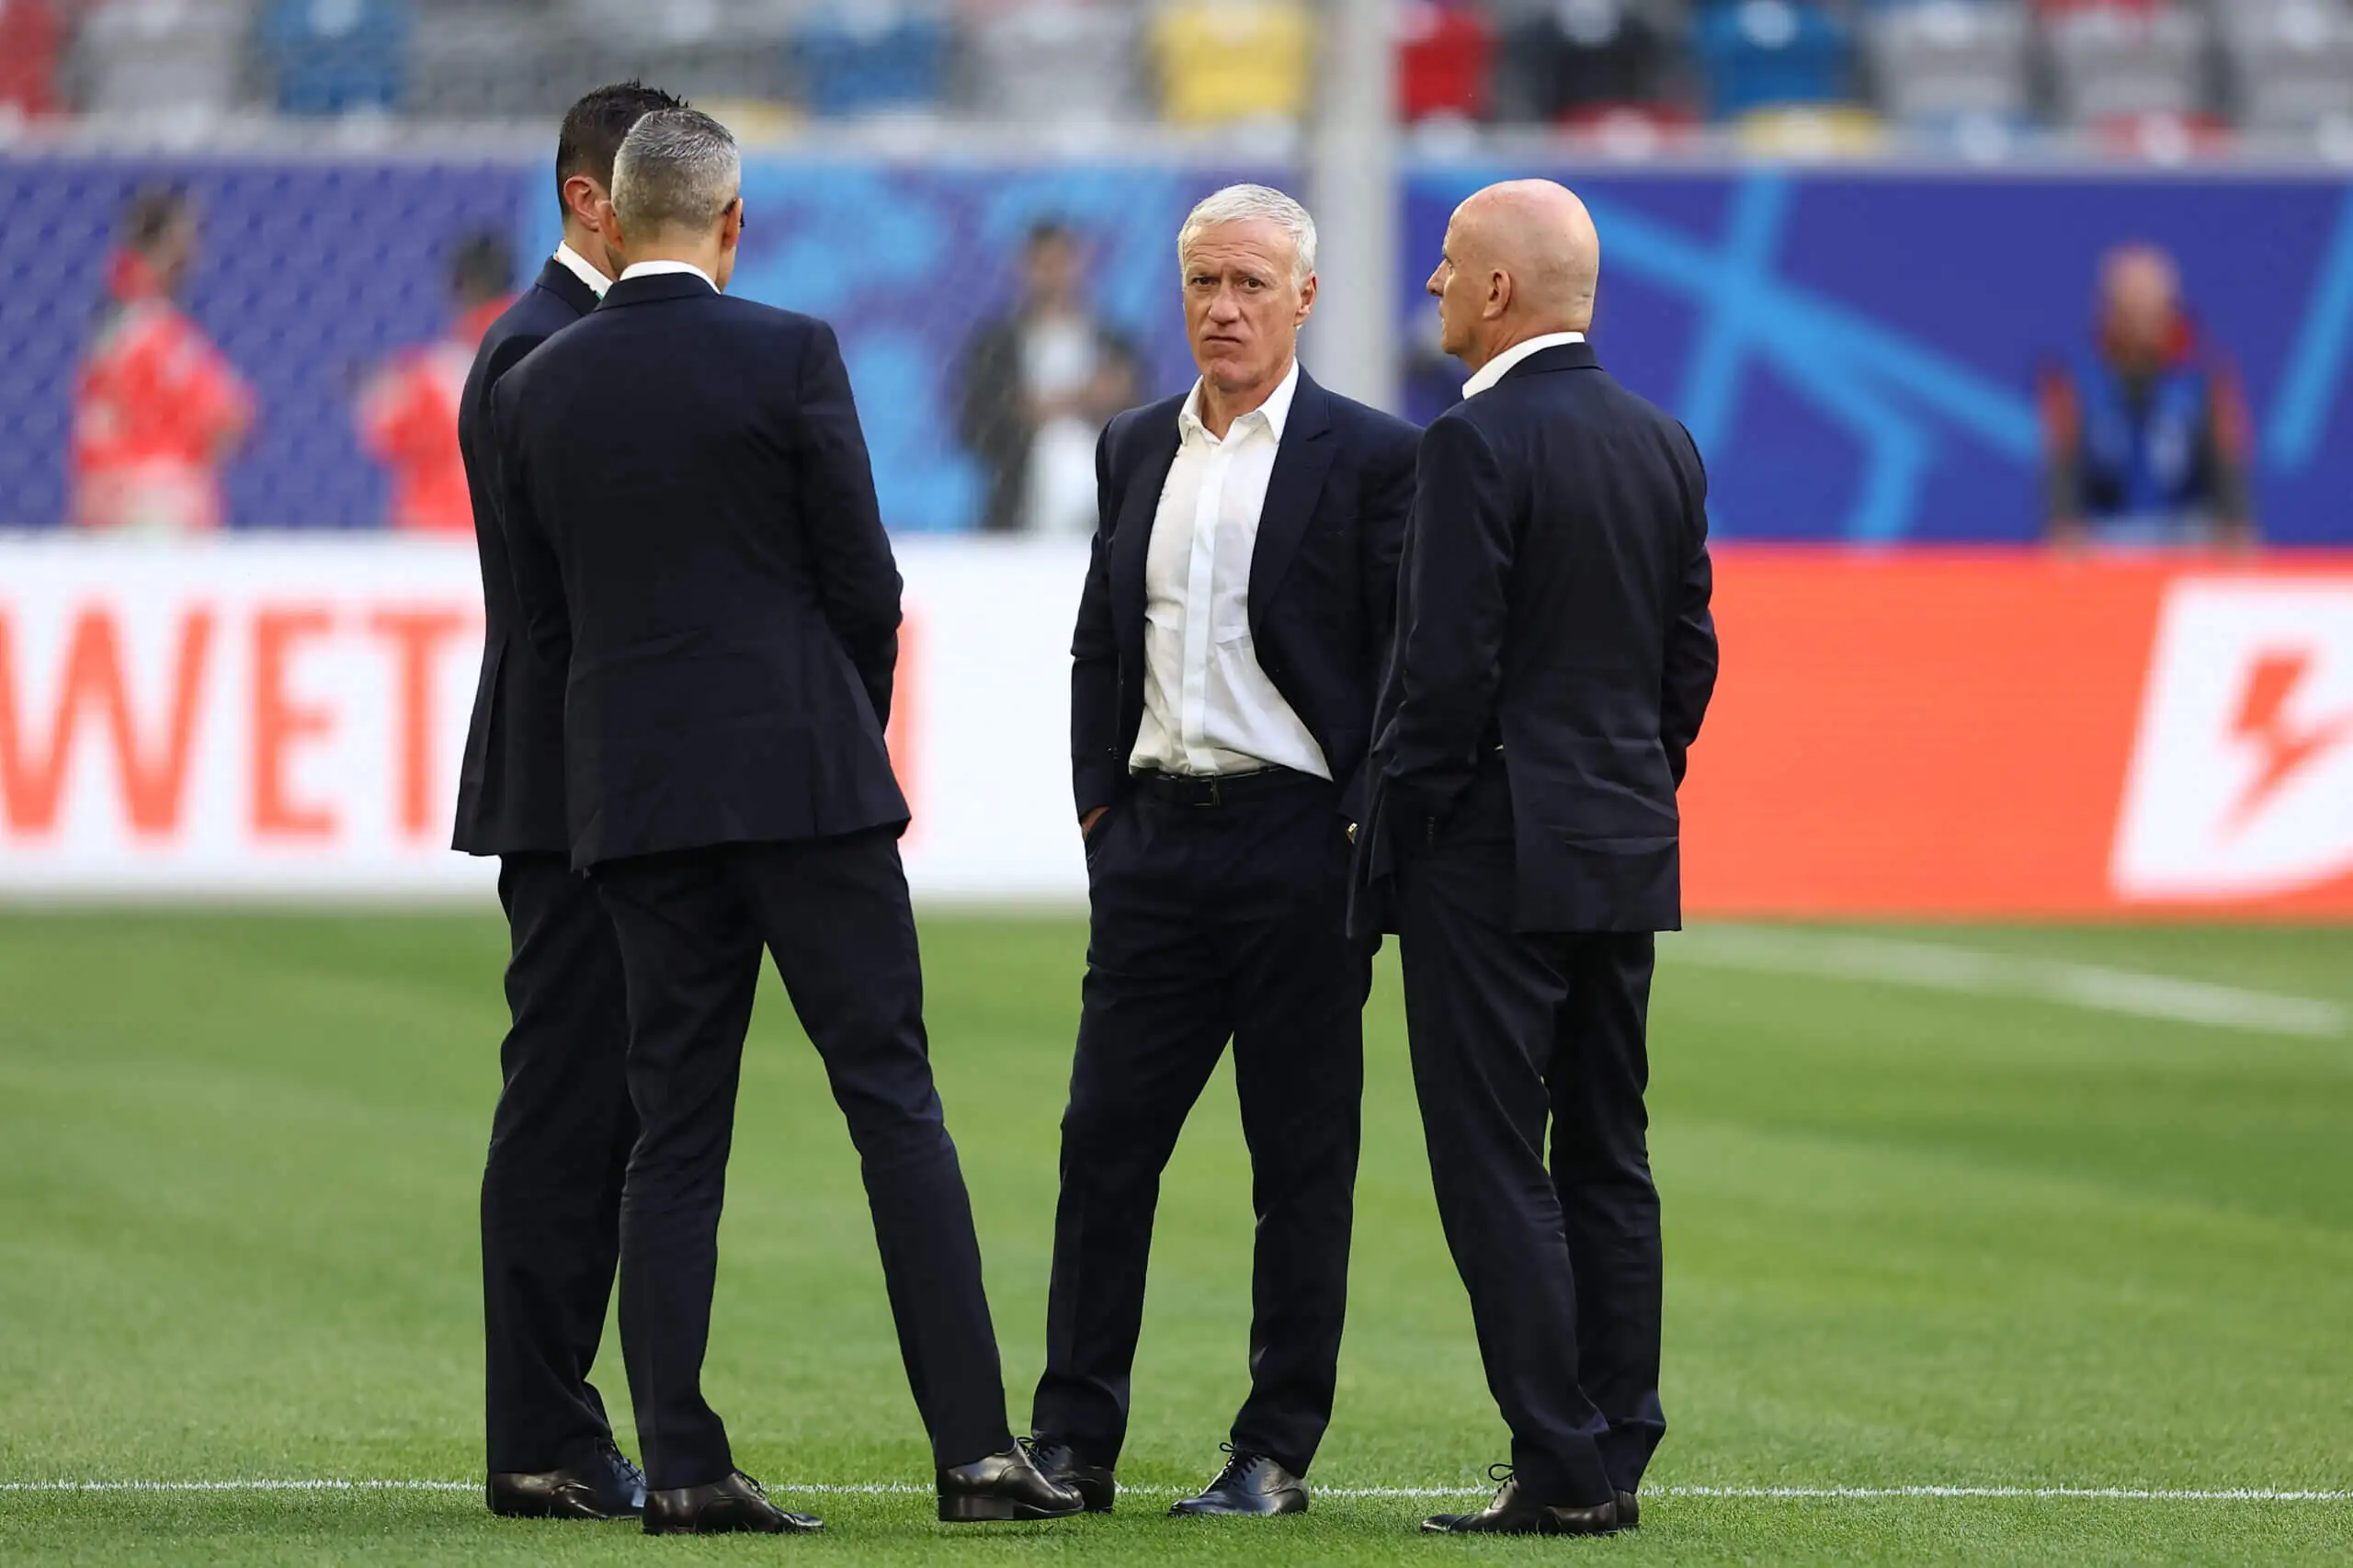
1194, 777, 1222, 808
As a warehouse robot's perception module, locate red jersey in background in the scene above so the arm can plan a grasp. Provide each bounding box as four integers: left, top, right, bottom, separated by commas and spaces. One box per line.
357, 298, 508, 535
72, 251, 254, 533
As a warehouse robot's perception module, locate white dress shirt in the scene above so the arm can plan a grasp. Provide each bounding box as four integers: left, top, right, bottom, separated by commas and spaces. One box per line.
551, 243, 611, 300
1129, 359, 1330, 780
619, 258, 719, 291
1462, 330, 1587, 399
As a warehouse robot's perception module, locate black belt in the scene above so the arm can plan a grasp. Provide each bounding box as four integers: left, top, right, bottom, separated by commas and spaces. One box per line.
1130, 767, 1304, 808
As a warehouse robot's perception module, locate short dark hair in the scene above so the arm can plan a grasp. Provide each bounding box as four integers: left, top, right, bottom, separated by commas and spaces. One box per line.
448, 229, 515, 305
1026, 220, 1076, 251
122, 185, 192, 252
554, 81, 688, 219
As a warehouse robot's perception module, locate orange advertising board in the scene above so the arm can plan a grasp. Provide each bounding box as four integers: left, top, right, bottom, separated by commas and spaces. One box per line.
1680, 551, 2353, 919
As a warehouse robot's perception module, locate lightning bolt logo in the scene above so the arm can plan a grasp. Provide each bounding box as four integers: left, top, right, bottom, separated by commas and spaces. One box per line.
2226, 651, 2353, 835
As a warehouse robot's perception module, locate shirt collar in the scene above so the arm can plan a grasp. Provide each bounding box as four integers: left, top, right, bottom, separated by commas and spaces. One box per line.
619, 259, 720, 292
1178, 358, 1302, 446
551, 243, 612, 300
1462, 331, 1586, 399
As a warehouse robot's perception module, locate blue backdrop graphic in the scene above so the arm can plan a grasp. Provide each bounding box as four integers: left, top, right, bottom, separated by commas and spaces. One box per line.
1404, 167, 2353, 545
2, 153, 2347, 542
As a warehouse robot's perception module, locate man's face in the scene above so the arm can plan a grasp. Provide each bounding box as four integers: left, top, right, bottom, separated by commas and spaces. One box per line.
1181, 218, 1313, 394
1025, 234, 1082, 310
2104, 252, 2179, 360
152, 213, 199, 295
1426, 211, 1481, 361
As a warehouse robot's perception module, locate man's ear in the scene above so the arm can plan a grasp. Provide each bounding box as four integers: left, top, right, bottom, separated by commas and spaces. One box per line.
721, 197, 744, 255
563, 175, 608, 233
1295, 270, 1317, 325
1484, 267, 1512, 321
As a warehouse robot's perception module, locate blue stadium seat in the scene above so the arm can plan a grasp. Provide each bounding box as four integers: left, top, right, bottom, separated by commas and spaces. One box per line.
259, 0, 413, 116
1694, 0, 1853, 118
790, 3, 950, 119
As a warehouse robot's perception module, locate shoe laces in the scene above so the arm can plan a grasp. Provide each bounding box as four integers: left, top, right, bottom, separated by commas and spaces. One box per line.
1485, 1461, 1516, 1490
1213, 1442, 1265, 1485
597, 1438, 645, 1491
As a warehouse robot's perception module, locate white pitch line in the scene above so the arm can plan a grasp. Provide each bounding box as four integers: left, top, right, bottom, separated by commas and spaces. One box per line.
3, 1480, 2347, 1502
1671, 926, 2349, 1040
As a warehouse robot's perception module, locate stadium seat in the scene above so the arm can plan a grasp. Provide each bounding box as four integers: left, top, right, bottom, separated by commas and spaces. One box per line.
1151, 0, 1313, 126
258, 0, 413, 116
964, 1, 1144, 125
1397, 1, 1495, 123
406, 2, 567, 119
73, 0, 252, 120
2042, 2, 2209, 126
553, 0, 794, 110
1492, 0, 1687, 125
1863, 0, 2031, 126
0, 0, 63, 119
2216, 0, 2353, 136
1694, 0, 1855, 119
1735, 100, 1889, 153
790, 1, 952, 118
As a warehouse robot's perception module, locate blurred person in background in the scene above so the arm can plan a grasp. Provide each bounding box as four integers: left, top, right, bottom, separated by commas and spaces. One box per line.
1357, 179, 1715, 1538
2040, 244, 2256, 550
358, 229, 515, 534
1032, 184, 1419, 1518
455, 79, 681, 1527
71, 187, 253, 533
955, 221, 1142, 535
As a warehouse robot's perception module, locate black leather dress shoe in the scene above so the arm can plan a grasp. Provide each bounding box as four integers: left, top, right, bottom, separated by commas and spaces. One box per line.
487, 1440, 646, 1520
938, 1444, 1086, 1522
1420, 1471, 1621, 1536
642, 1471, 823, 1535
1170, 1446, 1308, 1517
1024, 1438, 1117, 1513
1619, 1490, 1641, 1528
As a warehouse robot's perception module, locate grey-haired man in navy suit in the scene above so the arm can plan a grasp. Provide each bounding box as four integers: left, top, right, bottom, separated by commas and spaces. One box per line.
1029, 183, 1419, 1519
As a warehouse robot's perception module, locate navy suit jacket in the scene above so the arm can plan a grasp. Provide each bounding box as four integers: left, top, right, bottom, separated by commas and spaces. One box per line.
1070, 369, 1419, 824
451, 256, 600, 856
489, 272, 907, 869
1355, 341, 1718, 935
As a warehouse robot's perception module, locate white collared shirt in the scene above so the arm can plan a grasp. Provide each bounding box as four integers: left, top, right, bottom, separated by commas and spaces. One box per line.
1462, 330, 1587, 399
619, 259, 719, 292
551, 243, 612, 300
1129, 358, 1330, 780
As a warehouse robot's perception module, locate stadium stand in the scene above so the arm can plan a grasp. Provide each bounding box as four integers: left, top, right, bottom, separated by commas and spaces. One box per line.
1, 0, 2347, 147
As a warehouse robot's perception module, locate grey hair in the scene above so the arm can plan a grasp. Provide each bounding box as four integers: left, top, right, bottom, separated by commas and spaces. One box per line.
611, 108, 740, 236
1176, 183, 1317, 286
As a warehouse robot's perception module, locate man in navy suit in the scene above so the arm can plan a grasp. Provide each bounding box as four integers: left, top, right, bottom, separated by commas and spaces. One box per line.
1356, 179, 1718, 1538
454, 79, 681, 1525
1029, 184, 1418, 1518
490, 108, 1079, 1536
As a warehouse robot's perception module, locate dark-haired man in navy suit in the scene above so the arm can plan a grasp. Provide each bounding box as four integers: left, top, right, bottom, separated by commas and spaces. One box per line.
454, 78, 682, 1525
1028, 183, 1419, 1520
1356, 178, 1717, 1539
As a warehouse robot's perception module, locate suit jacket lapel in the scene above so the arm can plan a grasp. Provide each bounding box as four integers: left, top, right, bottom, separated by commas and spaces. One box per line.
1109, 417, 1181, 671
1246, 371, 1336, 636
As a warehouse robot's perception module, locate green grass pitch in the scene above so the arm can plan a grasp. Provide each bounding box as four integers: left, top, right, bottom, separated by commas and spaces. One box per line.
1, 912, 2347, 1565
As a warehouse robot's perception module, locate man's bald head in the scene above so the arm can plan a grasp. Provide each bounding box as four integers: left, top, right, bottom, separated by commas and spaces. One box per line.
1427, 179, 1600, 369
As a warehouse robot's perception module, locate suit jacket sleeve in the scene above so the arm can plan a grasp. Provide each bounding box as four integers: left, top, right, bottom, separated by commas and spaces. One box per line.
1069, 419, 1122, 819
488, 378, 572, 672
1344, 419, 1417, 821
1383, 412, 1513, 816
792, 319, 904, 727
1662, 424, 1720, 786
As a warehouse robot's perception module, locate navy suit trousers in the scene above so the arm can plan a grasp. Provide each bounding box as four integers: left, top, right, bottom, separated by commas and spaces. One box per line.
1033, 772, 1368, 1477
481, 852, 635, 1475
1394, 767, 1668, 1507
